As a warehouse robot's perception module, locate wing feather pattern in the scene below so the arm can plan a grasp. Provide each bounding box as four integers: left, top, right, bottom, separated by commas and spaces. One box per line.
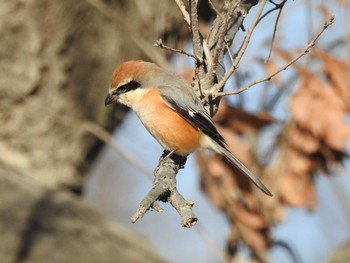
160, 94, 227, 149
158, 83, 273, 196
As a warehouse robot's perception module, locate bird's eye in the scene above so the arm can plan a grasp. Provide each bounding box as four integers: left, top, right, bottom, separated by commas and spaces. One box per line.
117, 80, 141, 94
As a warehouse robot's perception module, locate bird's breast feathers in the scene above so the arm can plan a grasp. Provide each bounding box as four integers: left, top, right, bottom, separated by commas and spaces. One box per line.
134, 88, 201, 155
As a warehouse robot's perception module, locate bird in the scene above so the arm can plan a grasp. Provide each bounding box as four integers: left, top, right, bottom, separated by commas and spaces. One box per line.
105, 60, 272, 196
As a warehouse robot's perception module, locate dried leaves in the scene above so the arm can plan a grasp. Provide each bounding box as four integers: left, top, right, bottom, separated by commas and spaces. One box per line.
198, 104, 273, 257
197, 50, 350, 258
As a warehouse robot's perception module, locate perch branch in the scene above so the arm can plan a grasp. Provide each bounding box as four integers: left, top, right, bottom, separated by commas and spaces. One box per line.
131, 152, 197, 228
127, 0, 261, 227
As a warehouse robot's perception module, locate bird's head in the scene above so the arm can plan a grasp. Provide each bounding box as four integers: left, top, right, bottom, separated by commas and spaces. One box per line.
104, 60, 156, 108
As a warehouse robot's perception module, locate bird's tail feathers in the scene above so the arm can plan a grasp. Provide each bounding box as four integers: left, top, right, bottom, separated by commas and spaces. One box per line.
202, 135, 272, 196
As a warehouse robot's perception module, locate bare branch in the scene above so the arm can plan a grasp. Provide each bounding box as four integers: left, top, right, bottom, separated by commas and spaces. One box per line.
208, 3, 238, 85
217, 16, 335, 97
208, 0, 221, 16
257, 0, 287, 25
154, 39, 202, 63
82, 122, 152, 178
174, 0, 191, 25
225, 41, 234, 63
189, 0, 204, 96
118, 0, 263, 227
213, 0, 267, 94
190, 0, 202, 60
265, 1, 287, 62
131, 152, 197, 228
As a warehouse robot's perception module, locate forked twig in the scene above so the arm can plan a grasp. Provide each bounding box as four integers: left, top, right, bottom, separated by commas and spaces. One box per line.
174, 0, 191, 25
217, 16, 334, 97
265, 0, 287, 62
154, 39, 202, 63
213, 0, 268, 93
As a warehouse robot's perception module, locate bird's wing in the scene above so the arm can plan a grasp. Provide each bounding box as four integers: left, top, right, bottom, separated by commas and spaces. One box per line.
158, 78, 272, 196
159, 84, 227, 148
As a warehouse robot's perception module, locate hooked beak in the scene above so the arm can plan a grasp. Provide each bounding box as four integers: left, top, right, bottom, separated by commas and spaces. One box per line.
104, 92, 115, 107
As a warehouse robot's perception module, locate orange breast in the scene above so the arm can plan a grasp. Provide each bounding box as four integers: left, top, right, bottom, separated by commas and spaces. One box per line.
135, 88, 200, 156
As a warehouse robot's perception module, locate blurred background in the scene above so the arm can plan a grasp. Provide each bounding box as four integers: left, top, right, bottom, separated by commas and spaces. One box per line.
0, 0, 349, 263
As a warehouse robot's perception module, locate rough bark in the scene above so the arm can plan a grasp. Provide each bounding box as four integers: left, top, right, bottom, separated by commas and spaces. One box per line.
0, 0, 181, 260
0, 162, 165, 263
0, 0, 181, 189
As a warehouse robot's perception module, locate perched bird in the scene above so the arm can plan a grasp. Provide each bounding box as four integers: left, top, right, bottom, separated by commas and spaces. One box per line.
105, 60, 272, 196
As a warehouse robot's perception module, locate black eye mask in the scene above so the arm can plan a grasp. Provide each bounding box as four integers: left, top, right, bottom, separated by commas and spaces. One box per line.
116, 80, 141, 94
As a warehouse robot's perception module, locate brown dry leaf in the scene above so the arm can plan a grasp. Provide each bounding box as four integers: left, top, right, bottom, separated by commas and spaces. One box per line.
315, 51, 350, 110
238, 224, 268, 253
285, 148, 314, 175
212, 99, 229, 122
288, 123, 320, 154
224, 108, 273, 134
274, 47, 294, 62
261, 167, 286, 222
290, 71, 349, 150
263, 60, 280, 84
290, 73, 324, 136
232, 202, 268, 229
198, 151, 270, 232
282, 65, 349, 207
216, 126, 253, 166
279, 171, 317, 209
197, 154, 228, 210
322, 108, 350, 151
197, 47, 350, 260
335, 0, 347, 6
207, 157, 240, 190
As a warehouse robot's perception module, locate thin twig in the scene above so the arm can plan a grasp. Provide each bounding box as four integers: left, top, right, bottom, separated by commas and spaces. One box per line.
257, 0, 287, 25
225, 41, 234, 63
202, 0, 223, 69
209, 3, 237, 85
217, 16, 335, 97
190, 0, 202, 60
208, 0, 221, 16
174, 0, 191, 25
81, 122, 153, 179
154, 39, 202, 63
213, 0, 267, 94
190, 0, 204, 96
265, 1, 286, 62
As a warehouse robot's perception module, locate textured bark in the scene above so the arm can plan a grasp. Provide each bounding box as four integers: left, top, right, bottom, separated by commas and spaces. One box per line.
0, 162, 165, 263
0, 0, 181, 260
0, 0, 181, 189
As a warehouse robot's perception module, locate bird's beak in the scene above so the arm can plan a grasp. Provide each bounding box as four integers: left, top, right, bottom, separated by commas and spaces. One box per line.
104, 92, 115, 107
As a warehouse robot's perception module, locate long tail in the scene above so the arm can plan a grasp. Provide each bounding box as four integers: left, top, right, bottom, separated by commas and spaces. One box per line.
220, 145, 272, 196
201, 135, 272, 196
